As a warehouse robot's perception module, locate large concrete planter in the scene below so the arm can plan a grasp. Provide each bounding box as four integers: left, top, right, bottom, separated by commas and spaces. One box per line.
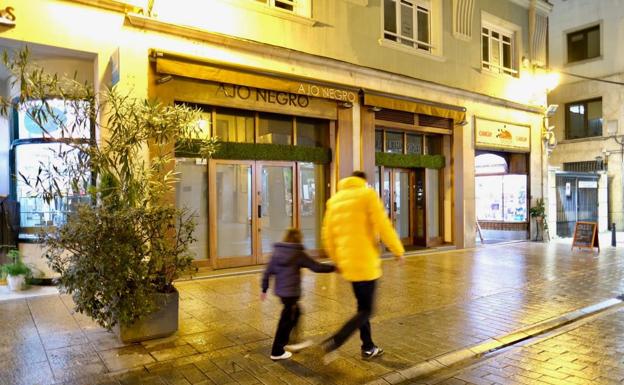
115, 289, 179, 343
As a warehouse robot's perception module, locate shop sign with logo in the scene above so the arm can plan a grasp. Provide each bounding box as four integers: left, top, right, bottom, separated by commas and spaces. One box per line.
475, 118, 531, 152
0, 6, 15, 27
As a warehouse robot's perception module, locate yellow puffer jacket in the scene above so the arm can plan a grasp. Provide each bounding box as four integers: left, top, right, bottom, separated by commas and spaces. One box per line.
322, 176, 404, 282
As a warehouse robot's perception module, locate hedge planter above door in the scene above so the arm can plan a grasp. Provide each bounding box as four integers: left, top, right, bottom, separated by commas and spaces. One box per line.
375, 152, 445, 169
177, 141, 332, 164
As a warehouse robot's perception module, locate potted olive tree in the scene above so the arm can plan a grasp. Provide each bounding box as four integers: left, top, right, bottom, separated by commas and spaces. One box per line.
0, 49, 218, 342
1, 249, 31, 291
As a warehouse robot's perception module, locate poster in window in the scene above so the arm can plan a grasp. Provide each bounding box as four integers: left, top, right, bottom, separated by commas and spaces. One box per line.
18, 99, 91, 139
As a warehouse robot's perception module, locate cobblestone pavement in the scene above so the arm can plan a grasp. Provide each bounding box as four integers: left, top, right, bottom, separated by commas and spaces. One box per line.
1, 241, 623, 385
417, 307, 624, 385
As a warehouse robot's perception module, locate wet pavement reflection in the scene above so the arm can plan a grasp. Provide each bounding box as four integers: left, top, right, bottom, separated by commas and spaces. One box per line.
0, 241, 622, 385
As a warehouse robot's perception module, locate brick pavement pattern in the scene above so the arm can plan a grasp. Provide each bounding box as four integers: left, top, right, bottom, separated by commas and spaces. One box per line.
1, 242, 623, 385
423, 307, 624, 385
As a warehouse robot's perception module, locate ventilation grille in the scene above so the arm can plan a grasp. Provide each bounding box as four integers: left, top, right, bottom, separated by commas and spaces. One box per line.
375, 109, 415, 125
418, 114, 453, 129
563, 161, 602, 172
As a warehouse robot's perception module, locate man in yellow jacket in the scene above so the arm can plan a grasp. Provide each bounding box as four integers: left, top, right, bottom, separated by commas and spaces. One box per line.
321, 171, 405, 363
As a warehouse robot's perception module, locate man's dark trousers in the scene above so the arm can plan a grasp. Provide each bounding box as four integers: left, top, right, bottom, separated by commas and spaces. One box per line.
271, 297, 300, 356
329, 280, 377, 351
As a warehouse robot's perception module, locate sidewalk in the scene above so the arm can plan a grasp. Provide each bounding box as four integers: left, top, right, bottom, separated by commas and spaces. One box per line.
1, 241, 623, 385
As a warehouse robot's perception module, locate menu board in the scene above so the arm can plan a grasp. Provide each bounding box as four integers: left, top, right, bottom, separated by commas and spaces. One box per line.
571, 221, 599, 251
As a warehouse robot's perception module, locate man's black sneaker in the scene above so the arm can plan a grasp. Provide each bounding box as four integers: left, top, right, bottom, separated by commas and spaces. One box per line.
362, 346, 384, 359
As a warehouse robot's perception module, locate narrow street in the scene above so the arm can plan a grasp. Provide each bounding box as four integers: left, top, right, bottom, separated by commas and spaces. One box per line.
1, 241, 623, 385
413, 306, 624, 385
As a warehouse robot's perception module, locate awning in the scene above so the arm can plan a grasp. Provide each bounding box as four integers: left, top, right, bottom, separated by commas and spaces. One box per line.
153, 51, 359, 104
363, 91, 467, 124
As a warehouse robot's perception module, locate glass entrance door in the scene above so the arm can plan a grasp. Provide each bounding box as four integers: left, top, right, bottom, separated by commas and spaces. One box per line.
210, 160, 296, 268
210, 161, 255, 268
258, 162, 295, 263
379, 168, 416, 246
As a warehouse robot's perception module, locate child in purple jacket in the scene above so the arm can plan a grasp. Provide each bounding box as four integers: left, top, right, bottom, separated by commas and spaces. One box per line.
261, 228, 336, 360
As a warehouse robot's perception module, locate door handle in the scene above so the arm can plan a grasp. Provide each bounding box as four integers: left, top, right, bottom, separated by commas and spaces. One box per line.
258, 205, 262, 218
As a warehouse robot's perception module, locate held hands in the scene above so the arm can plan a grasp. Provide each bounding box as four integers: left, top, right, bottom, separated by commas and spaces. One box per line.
396, 254, 405, 266
260, 292, 267, 302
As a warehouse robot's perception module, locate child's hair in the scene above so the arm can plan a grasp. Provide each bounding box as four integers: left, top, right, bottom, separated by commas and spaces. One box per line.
283, 228, 303, 244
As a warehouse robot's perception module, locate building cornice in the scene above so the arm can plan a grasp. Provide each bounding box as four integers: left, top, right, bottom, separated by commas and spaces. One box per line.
63, 0, 143, 13
126, 13, 543, 115
509, 0, 553, 14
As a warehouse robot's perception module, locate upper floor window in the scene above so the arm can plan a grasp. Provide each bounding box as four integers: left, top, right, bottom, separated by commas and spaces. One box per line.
566, 98, 603, 139
383, 0, 432, 52
482, 24, 517, 76
254, 0, 309, 16
567, 25, 600, 63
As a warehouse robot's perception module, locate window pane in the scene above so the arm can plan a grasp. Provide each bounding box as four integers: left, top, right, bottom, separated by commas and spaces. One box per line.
567, 103, 586, 139
385, 131, 404, 153
426, 169, 439, 237
476, 175, 503, 221
384, 0, 397, 34
482, 34, 489, 67
299, 162, 325, 250
491, 38, 501, 71
406, 134, 423, 154
568, 31, 586, 62
375, 130, 383, 152
175, 159, 208, 260
215, 164, 252, 258
258, 113, 292, 144
587, 27, 600, 58
587, 100, 603, 136
297, 117, 327, 147
502, 174, 527, 222
215, 108, 254, 143
275, 0, 294, 11
400, 2, 414, 46
18, 99, 91, 139
417, 8, 430, 49
15, 143, 90, 230
426, 135, 442, 155
502, 41, 512, 70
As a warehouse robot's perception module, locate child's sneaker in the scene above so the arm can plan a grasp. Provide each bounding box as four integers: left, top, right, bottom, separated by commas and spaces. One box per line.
285, 339, 313, 353
270, 351, 293, 360
361, 346, 384, 359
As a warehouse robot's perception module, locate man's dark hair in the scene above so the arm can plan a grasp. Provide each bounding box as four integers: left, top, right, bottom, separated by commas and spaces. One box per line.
352, 171, 367, 181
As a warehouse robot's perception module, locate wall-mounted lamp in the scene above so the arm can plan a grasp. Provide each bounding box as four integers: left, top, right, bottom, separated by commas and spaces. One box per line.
339, 101, 353, 109
368, 106, 382, 112
156, 75, 173, 84
546, 104, 558, 117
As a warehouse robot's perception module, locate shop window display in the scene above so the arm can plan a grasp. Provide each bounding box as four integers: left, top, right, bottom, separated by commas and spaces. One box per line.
475, 153, 527, 222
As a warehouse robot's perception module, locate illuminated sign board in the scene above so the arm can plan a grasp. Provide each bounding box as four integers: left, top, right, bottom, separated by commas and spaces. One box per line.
475, 118, 530, 152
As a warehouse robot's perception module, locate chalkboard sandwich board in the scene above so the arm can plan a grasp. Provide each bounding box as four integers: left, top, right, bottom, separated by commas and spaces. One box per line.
571, 221, 599, 251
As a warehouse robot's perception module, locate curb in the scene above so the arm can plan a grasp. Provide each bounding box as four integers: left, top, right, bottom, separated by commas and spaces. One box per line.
364, 297, 624, 385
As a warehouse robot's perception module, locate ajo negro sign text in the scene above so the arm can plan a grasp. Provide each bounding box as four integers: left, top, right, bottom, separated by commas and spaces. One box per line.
217, 83, 310, 108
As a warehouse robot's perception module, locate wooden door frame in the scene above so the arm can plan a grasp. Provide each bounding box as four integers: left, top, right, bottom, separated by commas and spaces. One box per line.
209, 159, 257, 269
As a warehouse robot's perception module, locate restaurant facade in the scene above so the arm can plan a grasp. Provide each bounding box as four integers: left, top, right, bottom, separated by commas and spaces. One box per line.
0, 0, 552, 273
